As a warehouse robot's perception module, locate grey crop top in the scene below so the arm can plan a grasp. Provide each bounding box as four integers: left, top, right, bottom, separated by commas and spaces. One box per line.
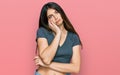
36, 27, 81, 75
36, 27, 81, 63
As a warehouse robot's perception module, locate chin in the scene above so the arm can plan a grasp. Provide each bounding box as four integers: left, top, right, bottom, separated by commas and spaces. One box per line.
57, 22, 63, 26
56, 21, 63, 26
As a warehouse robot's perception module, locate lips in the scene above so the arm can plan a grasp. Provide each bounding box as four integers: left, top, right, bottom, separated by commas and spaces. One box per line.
56, 19, 60, 23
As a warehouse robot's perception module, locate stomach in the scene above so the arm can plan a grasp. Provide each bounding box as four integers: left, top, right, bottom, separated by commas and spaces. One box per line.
37, 66, 66, 75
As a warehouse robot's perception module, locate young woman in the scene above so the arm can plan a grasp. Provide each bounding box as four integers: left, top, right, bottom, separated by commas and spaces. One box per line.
34, 2, 82, 75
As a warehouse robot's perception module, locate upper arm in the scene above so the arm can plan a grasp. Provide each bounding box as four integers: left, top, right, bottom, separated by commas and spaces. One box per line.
36, 27, 49, 57
37, 38, 48, 56
70, 45, 81, 73
71, 45, 81, 65
71, 33, 82, 67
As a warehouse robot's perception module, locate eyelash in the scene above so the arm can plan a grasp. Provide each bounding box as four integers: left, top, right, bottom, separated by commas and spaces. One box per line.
55, 11, 58, 14
48, 15, 53, 19
48, 11, 59, 19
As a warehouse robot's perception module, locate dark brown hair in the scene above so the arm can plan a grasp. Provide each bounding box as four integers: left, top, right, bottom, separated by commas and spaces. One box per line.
36, 2, 83, 54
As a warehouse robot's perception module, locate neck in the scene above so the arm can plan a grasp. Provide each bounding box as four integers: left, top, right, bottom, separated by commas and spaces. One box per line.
58, 23, 67, 34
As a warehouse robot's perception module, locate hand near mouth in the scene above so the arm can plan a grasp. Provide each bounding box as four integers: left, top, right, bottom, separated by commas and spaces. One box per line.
48, 19, 61, 35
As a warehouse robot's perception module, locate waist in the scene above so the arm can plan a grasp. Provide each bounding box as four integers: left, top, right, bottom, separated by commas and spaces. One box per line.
37, 67, 66, 75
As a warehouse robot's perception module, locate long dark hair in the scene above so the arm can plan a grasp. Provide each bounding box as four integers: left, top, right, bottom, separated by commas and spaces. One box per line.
39, 2, 77, 33
36, 2, 83, 54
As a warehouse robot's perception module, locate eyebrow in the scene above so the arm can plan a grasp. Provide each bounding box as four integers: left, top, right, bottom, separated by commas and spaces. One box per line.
47, 10, 57, 17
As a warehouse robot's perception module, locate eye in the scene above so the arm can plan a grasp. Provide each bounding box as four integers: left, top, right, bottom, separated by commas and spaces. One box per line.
48, 15, 53, 19
55, 10, 58, 14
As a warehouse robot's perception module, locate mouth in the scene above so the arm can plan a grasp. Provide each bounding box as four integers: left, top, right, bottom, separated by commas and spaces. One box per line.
56, 19, 60, 23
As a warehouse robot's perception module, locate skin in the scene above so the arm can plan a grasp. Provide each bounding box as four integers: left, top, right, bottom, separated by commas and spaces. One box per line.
34, 8, 81, 75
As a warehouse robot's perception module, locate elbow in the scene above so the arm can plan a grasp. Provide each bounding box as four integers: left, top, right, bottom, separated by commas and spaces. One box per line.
40, 54, 51, 65
42, 58, 51, 65
74, 66, 80, 73
74, 69, 80, 73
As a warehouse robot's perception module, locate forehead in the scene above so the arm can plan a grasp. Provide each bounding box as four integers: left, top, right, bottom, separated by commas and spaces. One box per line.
47, 8, 57, 16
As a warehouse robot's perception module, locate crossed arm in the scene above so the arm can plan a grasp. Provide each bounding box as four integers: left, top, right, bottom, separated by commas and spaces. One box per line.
37, 33, 61, 65
35, 36, 81, 73
45, 45, 81, 73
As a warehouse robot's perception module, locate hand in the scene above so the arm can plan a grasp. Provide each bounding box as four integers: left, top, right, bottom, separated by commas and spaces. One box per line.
34, 56, 45, 67
48, 19, 61, 35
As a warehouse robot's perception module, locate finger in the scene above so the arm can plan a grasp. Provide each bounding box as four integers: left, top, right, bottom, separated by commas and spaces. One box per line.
52, 19, 57, 25
48, 19, 54, 25
35, 59, 38, 62
49, 21, 54, 29
48, 20, 52, 26
33, 56, 39, 60
35, 63, 40, 66
48, 21, 52, 26
33, 57, 38, 60
35, 58, 40, 61
35, 60, 41, 66
34, 56, 39, 58
50, 20, 55, 25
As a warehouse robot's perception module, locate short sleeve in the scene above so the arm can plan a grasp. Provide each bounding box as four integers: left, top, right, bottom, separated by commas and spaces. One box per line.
36, 27, 47, 41
72, 34, 81, 47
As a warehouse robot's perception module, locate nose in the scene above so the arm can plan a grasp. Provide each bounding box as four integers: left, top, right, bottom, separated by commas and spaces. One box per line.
54, 15, 58, 20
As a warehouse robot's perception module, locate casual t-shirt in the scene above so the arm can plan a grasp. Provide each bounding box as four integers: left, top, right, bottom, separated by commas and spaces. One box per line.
36, 27, 81, 75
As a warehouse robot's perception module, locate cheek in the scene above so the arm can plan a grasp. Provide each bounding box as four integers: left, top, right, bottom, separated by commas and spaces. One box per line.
59, 15, 63, 20
51, 18, 56, 23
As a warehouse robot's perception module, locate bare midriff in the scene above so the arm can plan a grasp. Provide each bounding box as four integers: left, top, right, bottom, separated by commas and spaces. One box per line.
37, 67, 66, 75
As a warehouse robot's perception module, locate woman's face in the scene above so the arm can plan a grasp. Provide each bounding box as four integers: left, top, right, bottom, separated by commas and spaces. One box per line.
47, 8, 63, 26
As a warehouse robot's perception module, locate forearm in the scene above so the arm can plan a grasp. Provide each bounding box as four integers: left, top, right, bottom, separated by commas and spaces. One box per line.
40, 33, 61, 64
46, 62, 80, 73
